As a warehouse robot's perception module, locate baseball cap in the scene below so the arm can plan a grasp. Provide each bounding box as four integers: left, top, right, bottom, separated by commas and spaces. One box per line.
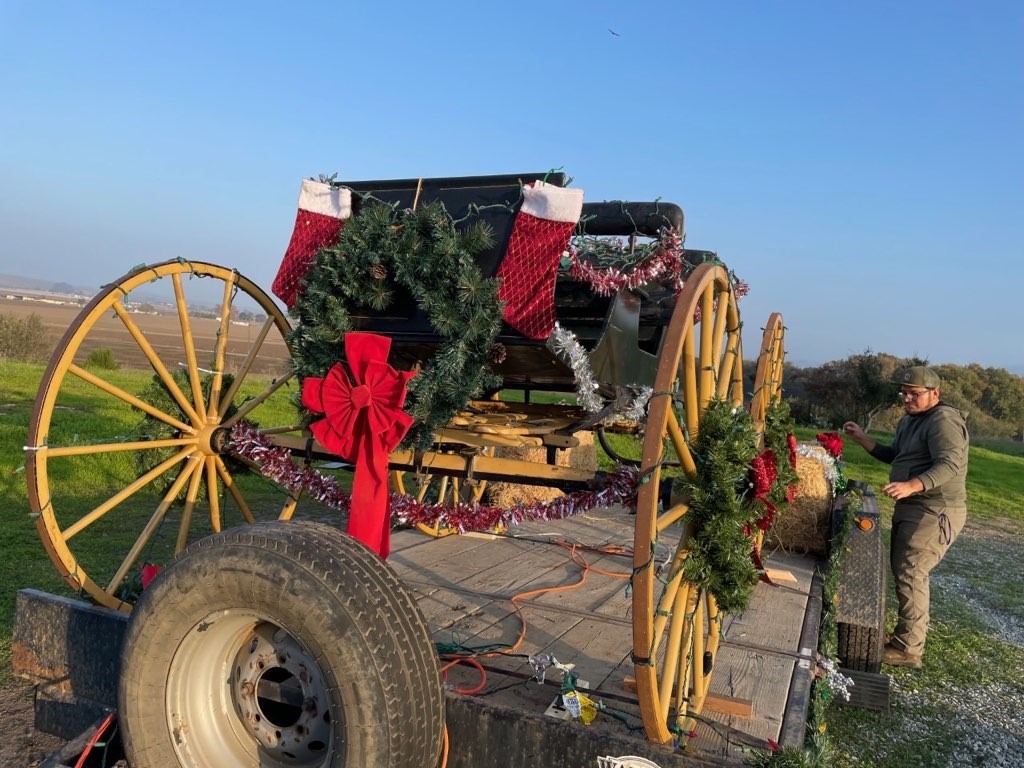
897, 366, 941, 389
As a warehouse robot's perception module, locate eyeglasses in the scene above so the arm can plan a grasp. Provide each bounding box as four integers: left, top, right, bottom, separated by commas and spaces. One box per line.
898, 389, 933, 401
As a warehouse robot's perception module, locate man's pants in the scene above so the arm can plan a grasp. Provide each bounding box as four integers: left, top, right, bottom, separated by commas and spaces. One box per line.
890, 505, 967, 655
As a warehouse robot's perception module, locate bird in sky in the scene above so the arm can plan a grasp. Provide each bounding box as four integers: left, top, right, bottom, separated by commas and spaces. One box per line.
608, 28, 621, 36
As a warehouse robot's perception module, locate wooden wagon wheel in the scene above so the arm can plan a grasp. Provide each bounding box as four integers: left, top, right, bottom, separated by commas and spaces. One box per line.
25, 260, 300, 611
631, 262, 746, 744
749, 312, 785, 435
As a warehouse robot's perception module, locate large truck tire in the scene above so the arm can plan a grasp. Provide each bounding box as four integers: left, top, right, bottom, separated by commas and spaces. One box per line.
837, 621, 883, 672
118, 520, 443, 768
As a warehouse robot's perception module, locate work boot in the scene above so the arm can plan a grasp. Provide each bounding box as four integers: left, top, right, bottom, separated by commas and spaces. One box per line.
882, 643, 922, 669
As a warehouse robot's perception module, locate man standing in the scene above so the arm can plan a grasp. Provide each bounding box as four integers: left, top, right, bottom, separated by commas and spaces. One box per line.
842, 366, 969, 668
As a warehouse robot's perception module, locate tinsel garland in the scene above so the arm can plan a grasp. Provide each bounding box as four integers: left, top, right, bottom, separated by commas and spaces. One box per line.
229, 423, 640, 532
568, 227, 688, 296
289, 200, 503, 449
566, 227, 750, 300
674, 400, 763, 614
546, 321, 653, 420
748, 449, 778, 531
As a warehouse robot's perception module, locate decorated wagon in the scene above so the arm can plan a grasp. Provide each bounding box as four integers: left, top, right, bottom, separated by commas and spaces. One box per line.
24, 171, 795, 768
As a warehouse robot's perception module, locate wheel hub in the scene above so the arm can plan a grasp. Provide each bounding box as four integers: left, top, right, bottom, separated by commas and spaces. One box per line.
208, 424, 231, 455
231, 623, 331, 764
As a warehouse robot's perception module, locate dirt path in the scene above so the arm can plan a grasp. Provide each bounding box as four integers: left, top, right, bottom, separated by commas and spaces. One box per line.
0, 678, 66, 767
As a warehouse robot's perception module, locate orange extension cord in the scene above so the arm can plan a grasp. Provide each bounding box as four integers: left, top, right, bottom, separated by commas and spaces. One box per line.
437, 537, 633, 767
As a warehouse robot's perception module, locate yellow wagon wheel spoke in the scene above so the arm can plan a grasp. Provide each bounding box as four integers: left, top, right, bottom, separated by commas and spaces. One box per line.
749, 312, 785, 435
747, 312, 786, 553
631, 262, 745, 744
25, 260, 300, 611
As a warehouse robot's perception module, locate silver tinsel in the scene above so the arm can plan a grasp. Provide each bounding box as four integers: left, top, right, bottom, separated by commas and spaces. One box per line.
796, 443, 841, 493
547, 322, 603, 412
546, 322, 653, 421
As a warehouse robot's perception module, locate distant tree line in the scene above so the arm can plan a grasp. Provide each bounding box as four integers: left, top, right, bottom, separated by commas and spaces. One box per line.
753, 351, 1024, 440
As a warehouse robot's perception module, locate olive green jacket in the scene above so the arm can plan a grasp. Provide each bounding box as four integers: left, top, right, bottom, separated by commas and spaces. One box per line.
869, 402, 969, 509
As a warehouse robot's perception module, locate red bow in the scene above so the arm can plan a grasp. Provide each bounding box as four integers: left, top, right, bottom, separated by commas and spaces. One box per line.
301, 333, 416, 558
816, 431, 844, 459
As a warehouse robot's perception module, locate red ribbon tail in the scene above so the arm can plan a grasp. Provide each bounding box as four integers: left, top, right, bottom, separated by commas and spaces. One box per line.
346, 431, 391, 558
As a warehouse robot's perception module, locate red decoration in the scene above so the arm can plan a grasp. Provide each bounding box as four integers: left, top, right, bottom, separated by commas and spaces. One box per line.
301, 332, 416, 558
496, 181, 584, 340
746, 449, 780, 584
785, 433, 799, 502
272, 179, 352, 307
567, 227, 750, 304
140, 563, 161, 590
815, 431, 844, 458
749, 449, 778, 503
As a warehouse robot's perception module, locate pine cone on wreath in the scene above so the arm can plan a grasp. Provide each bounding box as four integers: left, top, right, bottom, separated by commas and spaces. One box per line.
489, 343, 507, 365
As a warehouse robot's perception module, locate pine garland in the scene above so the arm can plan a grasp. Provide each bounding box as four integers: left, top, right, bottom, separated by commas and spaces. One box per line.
288, 200, 503, 449
763, 399, 800, 509
674, 400, 762, 614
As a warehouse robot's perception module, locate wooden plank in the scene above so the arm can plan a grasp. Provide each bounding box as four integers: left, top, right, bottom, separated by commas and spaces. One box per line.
702, 694, 754, 718
763, 567, 798, 584
702, 645, 795, 759
723, 554, 815, 656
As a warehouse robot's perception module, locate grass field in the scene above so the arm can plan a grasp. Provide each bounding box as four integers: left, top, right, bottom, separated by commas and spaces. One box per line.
2, 359, 1023, 766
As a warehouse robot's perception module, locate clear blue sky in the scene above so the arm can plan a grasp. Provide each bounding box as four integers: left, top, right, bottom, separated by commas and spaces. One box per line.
2, 1, 1021, 371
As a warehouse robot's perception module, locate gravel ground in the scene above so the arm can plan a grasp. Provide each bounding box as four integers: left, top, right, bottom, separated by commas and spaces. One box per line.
836, 521, 1024, 768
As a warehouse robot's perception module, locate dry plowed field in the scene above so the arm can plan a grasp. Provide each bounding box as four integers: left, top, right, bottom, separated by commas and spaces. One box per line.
2, 297, 291, 375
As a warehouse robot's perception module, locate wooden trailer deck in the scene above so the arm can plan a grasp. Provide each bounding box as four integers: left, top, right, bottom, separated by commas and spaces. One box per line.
389, 506, 822, 767
14, 507, 823, 768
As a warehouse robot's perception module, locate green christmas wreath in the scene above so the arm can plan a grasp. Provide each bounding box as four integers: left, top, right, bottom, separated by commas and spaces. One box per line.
674, 399, 762, 613
288, 200, 504, 449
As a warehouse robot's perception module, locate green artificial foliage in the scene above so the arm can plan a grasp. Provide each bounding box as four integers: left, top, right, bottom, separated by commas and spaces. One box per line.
675, 399, 762, 613
289, 200, 503, 449
764, 398, 800, 508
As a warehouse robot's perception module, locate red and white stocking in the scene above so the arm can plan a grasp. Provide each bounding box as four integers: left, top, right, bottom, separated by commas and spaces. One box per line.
272, 179, 352, 307
496, 181, 584, 340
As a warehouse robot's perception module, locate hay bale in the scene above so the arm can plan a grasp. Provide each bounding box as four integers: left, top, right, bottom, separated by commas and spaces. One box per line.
764, 444, 835, 556
484, 431, 597, 508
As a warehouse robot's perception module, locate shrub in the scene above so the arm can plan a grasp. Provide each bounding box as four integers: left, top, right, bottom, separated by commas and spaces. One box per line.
85, 347, 120, 370
0, 312, 51, 363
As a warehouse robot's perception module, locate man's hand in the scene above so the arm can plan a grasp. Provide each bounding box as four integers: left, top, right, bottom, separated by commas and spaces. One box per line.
882, 480, 921, 500
842, 421, 865, 439
842, 421, 873, 450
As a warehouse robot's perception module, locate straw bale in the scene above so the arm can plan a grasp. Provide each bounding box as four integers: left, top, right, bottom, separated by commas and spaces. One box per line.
485, 431, 597, 508
764, 444, 835, 556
